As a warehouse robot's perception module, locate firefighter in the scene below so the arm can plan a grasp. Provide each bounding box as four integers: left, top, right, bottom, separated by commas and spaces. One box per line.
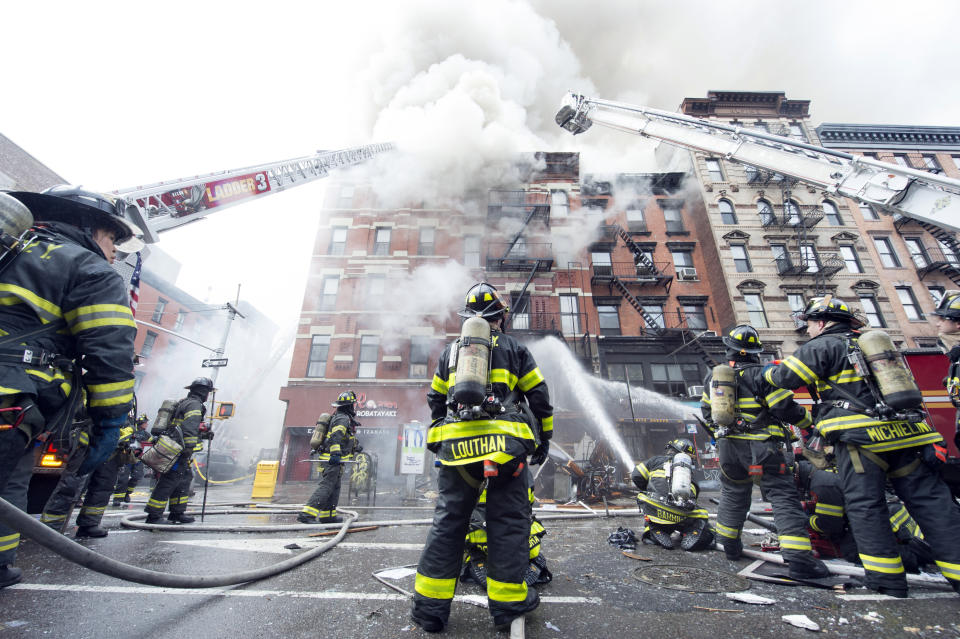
298, 391, 361, 524
631, 438, 714, 551
0, 188, 139, 588
933, 290, 960, 451
113, 414, 150, 506
144, 378, 213, 524
794, 459, 934, 572
764, 296, 960, 597
701, 324, 829, 580
41, 421, 137, 537
412, 282, 553, 633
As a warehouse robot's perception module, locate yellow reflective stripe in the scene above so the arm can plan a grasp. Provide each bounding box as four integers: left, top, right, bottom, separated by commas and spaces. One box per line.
541, 415, 553, 433
466, 529, 487, 544
765, 388, 792, 406
935, 560, 960, 581
147, 498, 168, 508
889, 506, 910, 532
486, 576, 528, 602
796, 411, 812, 429
80, 506, 106, 514
635, 463, 650, 480
330, 425, 347, 434
300, 506, 320, 517
25, 368, 67, 383
649, 469, 667, 478
862, 433, 944, 452
727, 430, 777, 441
808, 515, 823, 533
87, 379, 135, 408
78, 432, 90, 445
831, 369, 863, 384
814, 502, 844, 517
783, 355, 817, 385
860, 554, 905, 574
490, 368, 518, 389
426, 419, 534, 442
431, 374, 448, 394
329, 445, 342, 453
715, 522, 740, 539
778, 535, 812, 551
183, 409, 202, 419
638, 494, 708, 519
737, 399, 762, 409
66, 303, 135, 333
440, 450, 514, 466
517, 367, 545, 392
0, 536, 19, 552
415, 573, 457, 600
40, 513, 66, 522
0, 283, 62, 323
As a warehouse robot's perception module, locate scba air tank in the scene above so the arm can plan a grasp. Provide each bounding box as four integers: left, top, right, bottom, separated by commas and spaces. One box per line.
670, 452, 693, 502
452, 316, 491, 407
709, 364, 737, 426
151, 398, 179, 434
0, 193, 33, 242
858, 330, 922, 410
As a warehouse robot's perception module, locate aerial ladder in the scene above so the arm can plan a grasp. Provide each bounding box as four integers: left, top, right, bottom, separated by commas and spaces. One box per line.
112, 143, 394, 243
555, 93, 960, 232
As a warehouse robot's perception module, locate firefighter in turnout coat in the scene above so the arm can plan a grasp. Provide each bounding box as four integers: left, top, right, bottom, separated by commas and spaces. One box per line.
764, 296, 960, 597
701, 324, 829, 580
412, 282, 553, 633
298, 392, 360, 524
0, 188, 140, 587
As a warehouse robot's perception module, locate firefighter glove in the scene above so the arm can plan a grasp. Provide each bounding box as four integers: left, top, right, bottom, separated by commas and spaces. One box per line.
328, 454, 341, 466
200, 430, 215, 440
530, 440, 550, 465
354, 444, 363, 453
79, 418, 124, 475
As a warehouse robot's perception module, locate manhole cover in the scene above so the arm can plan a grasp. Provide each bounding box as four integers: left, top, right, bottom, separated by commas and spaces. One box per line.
632, 564, 750, 593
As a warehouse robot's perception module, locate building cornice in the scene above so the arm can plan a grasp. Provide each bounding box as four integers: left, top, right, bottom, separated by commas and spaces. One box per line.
816, 123, 960, 150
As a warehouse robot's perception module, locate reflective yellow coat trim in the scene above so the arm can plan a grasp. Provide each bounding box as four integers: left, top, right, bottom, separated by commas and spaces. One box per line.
486, 576, 528, 602
431, 374, 449, 394
778, 534, 812, 551
935, 560, 960, 581
427, 419, 535, 443
715, 522, 740, 539
814, 502, 844, 517
65, 303, 135, 333
634, 463, 651, 480
0, 532, 19, 552
860, 553, 904, 574
517, 368, 545, 392
781, 355, 818, 385
415, 572, 457, 600
541, 415, 553, 432
490, 368, 518, 389
0, 283, 62, 323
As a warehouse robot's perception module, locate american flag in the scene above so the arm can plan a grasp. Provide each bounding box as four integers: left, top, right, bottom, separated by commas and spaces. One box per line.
129, 252, 142, 317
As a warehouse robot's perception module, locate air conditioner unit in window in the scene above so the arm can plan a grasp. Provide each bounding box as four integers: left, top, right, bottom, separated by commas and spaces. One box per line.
678, 267, 698, 280
687, 385, 705, 398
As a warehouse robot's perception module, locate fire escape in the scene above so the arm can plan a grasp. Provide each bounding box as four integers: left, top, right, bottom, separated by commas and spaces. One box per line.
894, 213, 960, 288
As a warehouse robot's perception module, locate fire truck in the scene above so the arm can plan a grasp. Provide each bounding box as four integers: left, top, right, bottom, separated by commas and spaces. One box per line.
556, 93, 960, 471
25, 143, 394, 510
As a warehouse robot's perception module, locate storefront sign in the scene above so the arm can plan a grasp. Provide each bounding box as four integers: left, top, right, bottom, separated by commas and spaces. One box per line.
400, 421, 427, 474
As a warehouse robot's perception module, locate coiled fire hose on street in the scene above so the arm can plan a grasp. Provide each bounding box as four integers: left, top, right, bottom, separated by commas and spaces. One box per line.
190, 459, 255, 485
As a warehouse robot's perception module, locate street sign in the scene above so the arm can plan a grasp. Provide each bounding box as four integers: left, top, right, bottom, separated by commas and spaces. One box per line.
201, 358, 229, 368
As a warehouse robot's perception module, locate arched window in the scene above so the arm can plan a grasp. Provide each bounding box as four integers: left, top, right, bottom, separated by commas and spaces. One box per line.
822, 200, 843, 226
718, 199, 737, 224
785, 199, 801, 226
757, 199, 774, 225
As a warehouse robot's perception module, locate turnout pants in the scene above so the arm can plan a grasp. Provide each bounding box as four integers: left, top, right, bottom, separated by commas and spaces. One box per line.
715, 438, 820, 569
835, 444, 960, 593
413, 459, 538, 628
43, 450, 123, 529
145, 454, 193, 516
301, 462, 343, 519
0, 430, 33, 566
113, 461, 143, 502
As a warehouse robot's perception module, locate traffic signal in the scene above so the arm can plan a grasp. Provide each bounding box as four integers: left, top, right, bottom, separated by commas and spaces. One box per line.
215, 401, 236, 419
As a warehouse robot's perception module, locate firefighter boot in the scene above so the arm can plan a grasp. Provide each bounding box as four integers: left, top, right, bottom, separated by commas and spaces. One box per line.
168, 513, 195, 524
787, 555, 831, 580
296, 514, 316, 524
111, 499, 123, 507
493, 587, 540, 631
722, 538, 743, 561
75, 525, 108, 538
319, 514, 344, 524
651, 527, 676, 549
0, 565, 22, 589
144, 513, 164, 525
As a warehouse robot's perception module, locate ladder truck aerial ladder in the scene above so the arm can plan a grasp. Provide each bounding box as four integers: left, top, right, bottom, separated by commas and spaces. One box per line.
112, 142, 394, 244
555, 93, 960, 232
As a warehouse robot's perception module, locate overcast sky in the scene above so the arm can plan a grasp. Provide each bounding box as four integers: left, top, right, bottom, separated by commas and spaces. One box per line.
3, 0, 958, 330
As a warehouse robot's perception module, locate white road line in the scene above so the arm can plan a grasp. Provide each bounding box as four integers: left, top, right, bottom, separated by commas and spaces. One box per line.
6, 583, 600, 604
836, 592, 956, 601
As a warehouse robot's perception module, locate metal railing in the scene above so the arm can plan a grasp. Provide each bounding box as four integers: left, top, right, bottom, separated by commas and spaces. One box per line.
774, 251, 845, 277
590, 260, 672, 284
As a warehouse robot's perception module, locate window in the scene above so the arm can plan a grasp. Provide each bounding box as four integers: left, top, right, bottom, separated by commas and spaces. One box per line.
718, 199, 737, 224
358, 335, 379, 378
705, 158, 724, 182
921, 155, 941, 171
607, 363, 644, 384
560, 294, 580, 334
307, 335, 330, 377
597, 305, 621, 335
682, 305, 707, 330
329, 226, 347, 255
893, 154, 909, 167
800, 243, 819, 273
858, 295, 886, 328
625, 202, 646, 231
839, 246, 863, 273
141, 331, 158, 357
662, 203, 685, 232
551, 190, 568, 218
508, 237, 528, 258
409, 336, 431, 378
592, 251, 612, 277
338, 184, 355, 208
731, 245, 752, 273
743, 293, 768, 328
373, 227, 391, 256
418, 227, 435, 256
510, 292, 530, 330
873, 237, 901, 268
751, 122, 770, 133
771, 243, 789, 271
672, 251, 694, 268
758, 199, 775, 225
859, 203, 879, 220
896, 287, 924, 321
464, 235, 480, 268
788, 293, 806, 328
151, 298, 167, 323
929, 286, 946, 306
641, 304, 665, 329
904, 238, 928, 268
788, 123, 806, 141
785, 199, 801, 226
367, 274, 386, 300
174, 310, 186, 331
822, 200, 843, 225
937, 239, 960, 265
320, 276, 339, 311
651, 363, 702, 397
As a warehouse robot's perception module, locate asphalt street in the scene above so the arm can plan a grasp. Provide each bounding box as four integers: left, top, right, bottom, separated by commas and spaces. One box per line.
1, 481, 957, 638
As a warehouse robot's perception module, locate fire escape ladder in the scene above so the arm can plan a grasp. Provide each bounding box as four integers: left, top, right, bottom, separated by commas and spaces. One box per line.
507, 260, 542, 329
613, 224, 671, 292
500, 205, 549, 260
610, 274, 665, 336
897, 218, 960, 287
